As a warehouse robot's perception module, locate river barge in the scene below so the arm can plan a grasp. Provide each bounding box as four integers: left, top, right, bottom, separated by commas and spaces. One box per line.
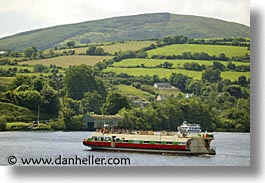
83, 122, 216, 155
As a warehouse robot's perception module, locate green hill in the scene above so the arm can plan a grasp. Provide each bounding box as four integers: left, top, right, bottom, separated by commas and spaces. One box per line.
0, 13, 250, 51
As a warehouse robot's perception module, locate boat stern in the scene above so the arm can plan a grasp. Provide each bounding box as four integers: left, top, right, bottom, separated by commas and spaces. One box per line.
188, 132, 216, 155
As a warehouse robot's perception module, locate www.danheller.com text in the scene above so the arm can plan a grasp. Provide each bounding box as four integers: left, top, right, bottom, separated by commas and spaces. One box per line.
7, 155, 131, 166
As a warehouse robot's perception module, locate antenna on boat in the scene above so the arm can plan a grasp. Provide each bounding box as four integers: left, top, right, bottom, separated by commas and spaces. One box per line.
37, 104, 40, 126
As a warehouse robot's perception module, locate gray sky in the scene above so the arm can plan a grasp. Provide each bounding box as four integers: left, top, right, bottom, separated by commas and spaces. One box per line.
0, 0, 250, 38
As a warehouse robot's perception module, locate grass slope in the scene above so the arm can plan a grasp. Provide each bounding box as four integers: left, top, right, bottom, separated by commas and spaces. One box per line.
147, 44, 250, 58
104, 67, 250, 81
0, 13, 250, 51
0, 77, 15, 86
53, 41, 155, 55
0, 102, 35, 121
112, 58, 250, 68
114, 84, 153, 99
19, 55, 111, 68
98, 41, 155, 54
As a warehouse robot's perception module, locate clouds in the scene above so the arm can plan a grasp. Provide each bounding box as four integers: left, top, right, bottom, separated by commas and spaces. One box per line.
0, 0, 249, 38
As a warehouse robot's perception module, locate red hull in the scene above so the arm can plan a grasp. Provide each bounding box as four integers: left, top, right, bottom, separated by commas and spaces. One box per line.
83, 140, 187, 151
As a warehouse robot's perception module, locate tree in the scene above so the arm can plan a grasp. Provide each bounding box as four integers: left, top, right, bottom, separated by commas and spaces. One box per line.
0, 116, 7, 131
86, 46, 106, 55
67, 41, 76, 48
102, 93, 129, 115
32, 77, 45, 91
81, 91, 103, 114
119, 97, 216, 131
212, 62, 226, 71
23, 47, 38, 58
186, 80, 204, 95
225, 85, 243, 98
169, 73, 188, 92
162, 62, 173, 69
33, 64, 47, 73
64, 114, 85, 131
64, 65, 106, 100
227, 62, 236, 70
202, 69, 221, 83
40, 87, 60, 116
15, 90, 42, 111
9, 75, 32, 90
183, 62, 205, 71
238, 76, 247, 87
63, 97, 81, 115
231, 39, 239, 46
182, 52, 192, 59
113, 51, 137, 62
219, 53, 229, 61
136, 51, 148, 58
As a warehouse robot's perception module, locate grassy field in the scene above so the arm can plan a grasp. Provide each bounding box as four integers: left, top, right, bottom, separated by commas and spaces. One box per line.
54, 41, 155, 55
0, 65, 33, 71
19, 55, 112, 68
147, 44, 250, 58
98, 41, 155, 54
104, 67, 250, 81
53, 47, 88, 54
6, 122, 33, 129
112, 58, 250, 68
6, 122, 50, 130
0, 77, 15, 86
220, 71, 250, 81
0, 57, 20, 61
114, 84, 154, 100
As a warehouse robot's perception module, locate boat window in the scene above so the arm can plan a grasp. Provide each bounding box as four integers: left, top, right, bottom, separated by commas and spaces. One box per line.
143, 141, 150, 144
92, 136, 97, 141
155, 141, 161, 144
98, 137, 104, 141
105, 137, 111, 141
115, 138, 120, 142
166, 142, 173, 145
179, 142, 186, 145
123, 140, 128, 143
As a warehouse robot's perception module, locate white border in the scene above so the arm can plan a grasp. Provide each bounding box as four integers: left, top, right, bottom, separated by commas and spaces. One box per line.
1, 0, 264, 183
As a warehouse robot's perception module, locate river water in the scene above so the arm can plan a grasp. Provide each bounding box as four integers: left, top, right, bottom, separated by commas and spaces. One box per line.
0, 132, 250, 166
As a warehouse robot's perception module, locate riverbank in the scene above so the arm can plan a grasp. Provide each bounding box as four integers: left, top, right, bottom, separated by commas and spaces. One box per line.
0, 120, 250, 133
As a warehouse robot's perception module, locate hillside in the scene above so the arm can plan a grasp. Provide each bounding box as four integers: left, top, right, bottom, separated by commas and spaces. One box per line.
0, 13, 250, 51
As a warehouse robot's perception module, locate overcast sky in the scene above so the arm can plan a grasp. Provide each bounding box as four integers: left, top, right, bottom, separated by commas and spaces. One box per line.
0, 0, 250, 38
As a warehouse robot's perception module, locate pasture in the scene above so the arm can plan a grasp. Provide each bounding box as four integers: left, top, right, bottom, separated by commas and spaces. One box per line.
0, 65, 33, 71
147, 44, 250, 58
104, 67, 250, 81
54, 47, 88, 54
114, 84, 154, 100
53, 40, 155, 55
0, 77, 15, 86
19, 55, 111, 68
112, 58, 250, 68
98, 41, 155, 54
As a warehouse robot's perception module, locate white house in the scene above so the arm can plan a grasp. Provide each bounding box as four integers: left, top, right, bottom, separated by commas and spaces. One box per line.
154, 83, 173, 89
0, 51, 6, 55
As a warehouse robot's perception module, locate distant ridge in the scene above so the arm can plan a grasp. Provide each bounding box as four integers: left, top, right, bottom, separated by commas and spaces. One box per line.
0, 13, 250, 51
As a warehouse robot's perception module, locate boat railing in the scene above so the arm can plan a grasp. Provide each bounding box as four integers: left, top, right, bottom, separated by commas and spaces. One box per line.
96, 128, 178, 136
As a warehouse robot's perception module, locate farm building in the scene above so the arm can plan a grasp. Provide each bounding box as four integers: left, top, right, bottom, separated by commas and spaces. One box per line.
156, 94, 169, 101
81, 114, 122, 131
186, 93, 194, 98
154, 83, 173, 89
0, 51, 6, 55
